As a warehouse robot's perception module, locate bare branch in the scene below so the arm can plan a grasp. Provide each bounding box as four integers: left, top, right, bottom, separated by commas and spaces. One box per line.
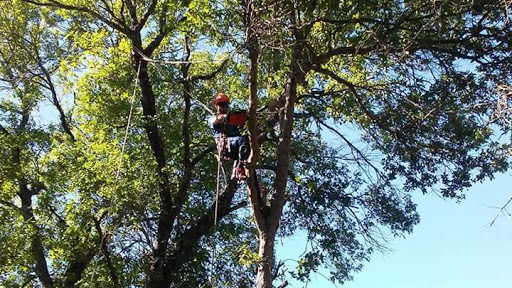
33, 45, 75, 141
314, 117, 385, 180
183, 59, 229, 83
21, 0, 130, 34
136, 0, 158, 32
346, 206, 388, 251
490, 195, 512, 227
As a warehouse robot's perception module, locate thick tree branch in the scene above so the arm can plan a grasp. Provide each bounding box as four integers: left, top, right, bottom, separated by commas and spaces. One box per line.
0, 124, 9, 135
228, 201, 249, 213
124, 0, 138, 27
136, 0, 158, 32
15, 104, 31, 134
245, 0, 266, 234
144, 3, 189, 57
136, 56, 174, 288
21, 275, 37, 288
18, 184, 54, 288
311, 21, 481, 66
143, 30, 167, 57
165, 179, 239, 280
254, 8, 311, 288
270, 31, 306, 220
93, 218, 120, 288
61, 246, 97, 288
191, 145, 216, 167
170, 42, 231, 235
0, 199, 20, 210
169, 39, 194, 243
6, 87, 54, 287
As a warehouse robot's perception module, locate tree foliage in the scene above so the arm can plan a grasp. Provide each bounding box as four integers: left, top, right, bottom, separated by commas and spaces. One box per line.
0, 0, 511, 287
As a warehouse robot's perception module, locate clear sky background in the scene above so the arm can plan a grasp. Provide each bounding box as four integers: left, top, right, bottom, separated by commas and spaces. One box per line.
276, 172, 512, 288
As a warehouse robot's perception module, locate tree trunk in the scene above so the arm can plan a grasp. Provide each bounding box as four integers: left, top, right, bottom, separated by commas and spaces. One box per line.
132, 52, 173, 288
241, 1, 279, 286
253, 21, 307, 287
254, 74, 298, 287
19, 183, 54, 288
256, 231, 276, 287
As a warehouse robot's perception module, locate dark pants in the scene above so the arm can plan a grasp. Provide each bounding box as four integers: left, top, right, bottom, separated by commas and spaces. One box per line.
220, 136, 249, 166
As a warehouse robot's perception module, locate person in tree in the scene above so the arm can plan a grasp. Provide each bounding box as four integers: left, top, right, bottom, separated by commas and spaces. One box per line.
209, 92, 249, 180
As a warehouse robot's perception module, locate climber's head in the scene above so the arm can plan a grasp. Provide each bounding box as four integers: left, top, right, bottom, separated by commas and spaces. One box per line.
213, 92, 229, 113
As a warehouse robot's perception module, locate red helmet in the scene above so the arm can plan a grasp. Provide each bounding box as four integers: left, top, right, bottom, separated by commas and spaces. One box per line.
213, 92, 230, 105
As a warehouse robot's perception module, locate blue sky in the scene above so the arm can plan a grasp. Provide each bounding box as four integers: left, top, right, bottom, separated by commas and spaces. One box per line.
276, 172, 512, 288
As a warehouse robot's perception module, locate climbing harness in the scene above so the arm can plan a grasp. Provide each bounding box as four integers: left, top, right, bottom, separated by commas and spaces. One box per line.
216, 134, 229, 160
214, 111, 248, 158
212, 108, 250, 225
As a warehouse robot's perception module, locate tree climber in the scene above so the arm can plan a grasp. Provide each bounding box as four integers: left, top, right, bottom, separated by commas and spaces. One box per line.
208, 92, 249, 180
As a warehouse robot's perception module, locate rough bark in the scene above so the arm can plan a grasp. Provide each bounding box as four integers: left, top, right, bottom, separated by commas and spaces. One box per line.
241, 1, 284, 287
175, 37, 194, 232
244, 0, 263, 217
61, 246, 97, 288
132, 52, 174, 288
13, 103, 54, 288
254, 20, 308, 288
256, 231, 277, 287
139, 36, 231, 287
18, 182, 54, 288
165, 179, 239, 282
